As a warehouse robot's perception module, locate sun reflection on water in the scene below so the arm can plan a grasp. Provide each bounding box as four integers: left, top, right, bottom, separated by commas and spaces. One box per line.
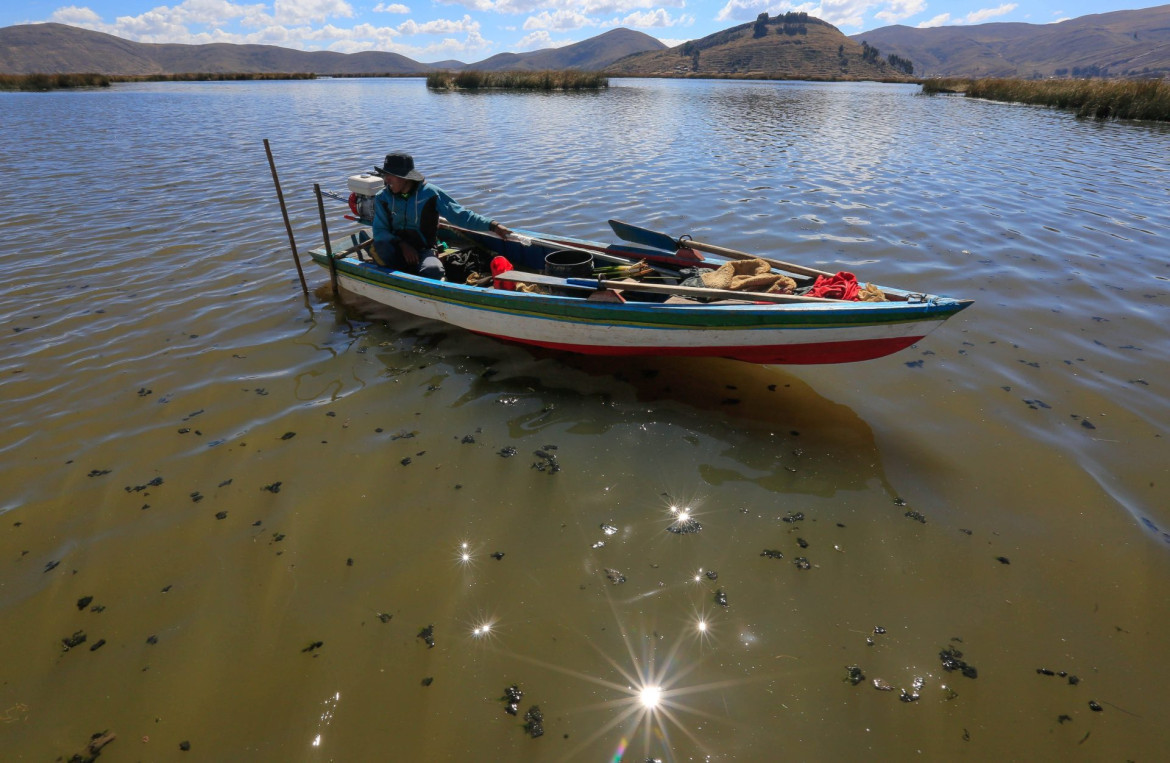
309, 691, 340, 749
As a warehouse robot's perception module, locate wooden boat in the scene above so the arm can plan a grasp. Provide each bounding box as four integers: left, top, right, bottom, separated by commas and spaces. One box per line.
305, 213, 971, 365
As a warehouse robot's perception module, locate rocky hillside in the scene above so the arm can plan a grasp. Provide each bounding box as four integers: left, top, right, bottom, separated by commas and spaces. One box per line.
852, 4, 1170, 79
605, 12, 914, 81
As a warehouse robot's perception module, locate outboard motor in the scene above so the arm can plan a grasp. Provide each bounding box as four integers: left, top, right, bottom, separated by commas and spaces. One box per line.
346, 173, 384, 221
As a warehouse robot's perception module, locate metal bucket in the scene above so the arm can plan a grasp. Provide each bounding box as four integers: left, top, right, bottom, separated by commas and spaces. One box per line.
544, 249, 593, 278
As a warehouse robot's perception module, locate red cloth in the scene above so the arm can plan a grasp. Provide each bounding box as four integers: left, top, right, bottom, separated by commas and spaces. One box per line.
809, 271, 860, 301
490, 256, 516, 290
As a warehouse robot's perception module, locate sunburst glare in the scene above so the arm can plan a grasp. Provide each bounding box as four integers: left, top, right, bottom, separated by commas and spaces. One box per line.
639, 684, 662, 709
454, 540, 476, 567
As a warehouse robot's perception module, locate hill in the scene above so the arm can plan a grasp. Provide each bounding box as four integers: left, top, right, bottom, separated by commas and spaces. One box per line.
851, 4, 1170, 78
467, 28, 664, 71
0, 23, 431, 75
604, 12, 913, 81
0, 23, 663, 76
0, 22, 664, 76
0, 23, 428, 75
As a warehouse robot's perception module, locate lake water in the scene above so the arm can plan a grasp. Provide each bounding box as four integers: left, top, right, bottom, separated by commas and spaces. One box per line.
1, 77, 1168, 760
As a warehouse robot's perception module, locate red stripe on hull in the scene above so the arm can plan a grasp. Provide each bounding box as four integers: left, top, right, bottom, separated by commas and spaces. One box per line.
472, 333, 926, 365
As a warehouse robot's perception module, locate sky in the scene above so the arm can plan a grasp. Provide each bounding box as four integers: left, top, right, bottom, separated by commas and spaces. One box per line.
1, 0, 1156, 63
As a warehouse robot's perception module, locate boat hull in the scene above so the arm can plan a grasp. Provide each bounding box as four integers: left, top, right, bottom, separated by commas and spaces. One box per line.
312, 236, 970, 365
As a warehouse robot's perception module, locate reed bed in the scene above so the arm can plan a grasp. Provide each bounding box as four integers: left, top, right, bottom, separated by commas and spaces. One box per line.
0, 73, 111, 91
922, 77, 1170, 121
427, 69, 608, 91
1, 72, 317, 91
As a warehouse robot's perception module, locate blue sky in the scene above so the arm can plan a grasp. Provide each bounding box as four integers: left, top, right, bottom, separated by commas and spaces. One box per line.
1, 1, 1154, 63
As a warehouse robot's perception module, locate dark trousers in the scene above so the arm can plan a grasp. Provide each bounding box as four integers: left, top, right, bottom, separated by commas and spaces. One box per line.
375, 244, 445, 280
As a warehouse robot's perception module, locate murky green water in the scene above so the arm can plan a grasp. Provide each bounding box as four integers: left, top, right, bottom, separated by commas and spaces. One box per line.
1, 78, 1168, 760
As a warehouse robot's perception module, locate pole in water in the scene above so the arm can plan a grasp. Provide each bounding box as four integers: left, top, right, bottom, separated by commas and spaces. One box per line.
313, 183, 339, 299
263, 139, 309, 295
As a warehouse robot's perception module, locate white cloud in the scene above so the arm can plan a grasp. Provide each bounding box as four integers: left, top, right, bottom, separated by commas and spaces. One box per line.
522, 9, 592, 31
875, 0, 926, 24
274, 0, 353, 25
713, 0, 872, 30
373, 3, 410, 11
916, 12, 950, 27
49, 5, 105, 27
514, 29, 575, 50
962, 3, 1016, 24
440, 0, 680, 13
617, 9, 692, 28
915, 3, 1017, 27
397, 14, 480, 35
714, 0, 767, 23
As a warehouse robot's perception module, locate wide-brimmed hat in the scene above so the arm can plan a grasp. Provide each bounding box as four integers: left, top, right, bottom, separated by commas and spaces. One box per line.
374, 152, 424, 181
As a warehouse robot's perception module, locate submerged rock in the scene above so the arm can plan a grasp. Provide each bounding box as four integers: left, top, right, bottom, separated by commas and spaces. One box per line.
667, 516, 702, 534
523, 705, 544, 738
502, 684, 522, 716
62, 631, 87, 650
940, 646, 978, 679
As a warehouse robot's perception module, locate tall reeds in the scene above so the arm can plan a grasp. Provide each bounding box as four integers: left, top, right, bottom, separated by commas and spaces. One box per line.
0, 72, 317, 91
0, 73, 111, 91
427, 69, 608, 91
923, 77, 1170, 121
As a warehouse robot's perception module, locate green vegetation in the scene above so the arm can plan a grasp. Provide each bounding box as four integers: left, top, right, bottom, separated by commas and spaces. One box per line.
887, 54, 913, 76
1, 71, 318, 91
922, 77, 1170, 121
426, 69, 608, 91
1, 72, 111, 90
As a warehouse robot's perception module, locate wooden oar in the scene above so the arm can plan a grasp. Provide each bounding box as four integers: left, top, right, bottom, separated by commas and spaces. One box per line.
608, 219, 834, 279
493, 270, 836, 304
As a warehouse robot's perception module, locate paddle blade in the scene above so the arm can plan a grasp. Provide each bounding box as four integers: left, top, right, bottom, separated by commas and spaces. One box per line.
608, 220, 679, 252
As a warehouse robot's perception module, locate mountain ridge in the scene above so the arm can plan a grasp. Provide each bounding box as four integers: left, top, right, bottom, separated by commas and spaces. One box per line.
0, 23, 663, 76
850, 4, 1170, 78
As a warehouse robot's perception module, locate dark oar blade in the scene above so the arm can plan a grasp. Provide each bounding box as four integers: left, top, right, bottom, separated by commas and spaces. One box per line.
608, 220, 679, 252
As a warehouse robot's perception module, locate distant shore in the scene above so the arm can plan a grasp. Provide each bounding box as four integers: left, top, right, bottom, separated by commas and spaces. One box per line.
923, 76, 1170, 122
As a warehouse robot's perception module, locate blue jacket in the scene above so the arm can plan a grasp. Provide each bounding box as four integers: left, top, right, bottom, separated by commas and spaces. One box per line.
372, 181, 494, 260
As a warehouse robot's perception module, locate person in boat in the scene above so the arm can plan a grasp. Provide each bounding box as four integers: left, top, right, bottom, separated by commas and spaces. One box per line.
370, 152, 512, 279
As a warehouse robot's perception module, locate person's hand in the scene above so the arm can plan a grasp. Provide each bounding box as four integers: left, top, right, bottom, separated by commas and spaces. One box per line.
399, 241, 420, 266
491, 222, 513, 238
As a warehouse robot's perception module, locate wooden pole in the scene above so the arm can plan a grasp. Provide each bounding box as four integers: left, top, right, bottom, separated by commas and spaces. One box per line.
313, 183, 339, 299
263, 139, 309, 295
